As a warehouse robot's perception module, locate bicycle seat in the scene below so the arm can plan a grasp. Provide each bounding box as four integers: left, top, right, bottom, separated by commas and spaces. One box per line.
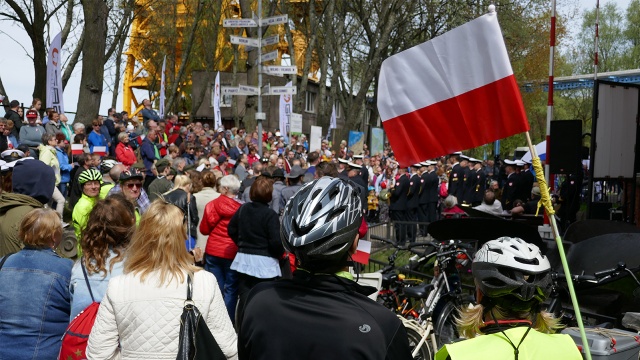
381, 273, 396, 287
403, 282, 435, 299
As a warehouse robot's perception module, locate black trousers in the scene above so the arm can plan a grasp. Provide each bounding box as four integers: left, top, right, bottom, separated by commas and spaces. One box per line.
427, 202, 438, 223
407, 208, 418, 243
417, 203, 429, 235
390, 210, 407, 244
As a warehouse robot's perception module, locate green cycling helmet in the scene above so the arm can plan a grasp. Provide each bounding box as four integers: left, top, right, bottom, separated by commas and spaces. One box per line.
78, 168, 103, 185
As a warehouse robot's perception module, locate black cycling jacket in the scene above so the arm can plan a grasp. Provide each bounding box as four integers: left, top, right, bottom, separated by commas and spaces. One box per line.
238, 270, 412, 360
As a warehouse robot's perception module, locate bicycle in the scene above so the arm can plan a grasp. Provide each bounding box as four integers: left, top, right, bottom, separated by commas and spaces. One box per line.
397, 240, 475, 359
373, 239, 436, 319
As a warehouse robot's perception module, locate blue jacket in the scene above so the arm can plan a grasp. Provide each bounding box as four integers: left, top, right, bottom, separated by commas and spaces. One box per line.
0, 247, 73, 359
69, 251, 124, 320
87, 130, 107, 152
56, 146, 73, 184
140, 137, 157, 176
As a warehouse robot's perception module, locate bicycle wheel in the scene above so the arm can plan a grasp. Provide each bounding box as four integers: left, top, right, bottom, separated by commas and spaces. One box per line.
405, 327, 432, 360
435, 302, 460, 348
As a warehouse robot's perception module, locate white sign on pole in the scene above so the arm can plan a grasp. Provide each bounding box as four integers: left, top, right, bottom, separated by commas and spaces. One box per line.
279, 81, 292, 135
263, 65, 297, 76
310, 126, 323, 152
230, 35, 260, 47
261, 50, 278, 63
46, 32, 64, 114
222, 87, 252, 95
268, 86, 297, 95
213, 71, 221, 130
262, 84, 270, 95
260, 15, 288, 26
239, 85, 260, 96
290, 113, 303, 133
262, 35, 279, 46
223, 18, 257, 27
159, 56, 166, 118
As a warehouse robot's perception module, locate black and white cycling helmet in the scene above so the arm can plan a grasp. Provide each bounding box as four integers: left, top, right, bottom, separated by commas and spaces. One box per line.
472, 237, 552, 310
281, 177, 362, 263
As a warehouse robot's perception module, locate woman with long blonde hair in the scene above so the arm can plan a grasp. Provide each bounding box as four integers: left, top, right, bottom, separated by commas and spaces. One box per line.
86, 200, 237, 359
435, 237, 581, 360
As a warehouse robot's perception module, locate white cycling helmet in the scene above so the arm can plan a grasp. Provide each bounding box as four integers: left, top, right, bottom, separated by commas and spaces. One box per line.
472, 237, 552, 310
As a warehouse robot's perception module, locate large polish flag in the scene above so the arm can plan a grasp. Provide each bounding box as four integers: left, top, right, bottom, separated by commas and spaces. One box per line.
377, 10, 529, 166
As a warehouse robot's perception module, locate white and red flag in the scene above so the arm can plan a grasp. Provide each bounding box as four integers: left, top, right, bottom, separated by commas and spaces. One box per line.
377, 10, 529, 166
351, 239, 371, 265
71, 144, 83, 155
92, 146, 107, 156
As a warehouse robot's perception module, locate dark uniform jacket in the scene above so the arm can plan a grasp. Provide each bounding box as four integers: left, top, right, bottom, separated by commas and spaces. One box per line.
390, 174, 409, 211
472, 169, 487, 204
502, 172, 520, 210
520, 169, 535, 201
462, 167, 475, 204
407, 173, 421, 210
419, 172, 430, 205
425, 171, 439, 203
448, 163, 465, 201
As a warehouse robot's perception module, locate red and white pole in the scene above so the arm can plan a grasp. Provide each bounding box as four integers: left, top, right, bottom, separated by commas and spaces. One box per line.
544, 0, 556, 225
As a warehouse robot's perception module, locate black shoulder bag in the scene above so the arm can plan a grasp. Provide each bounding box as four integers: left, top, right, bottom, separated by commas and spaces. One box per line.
176, 274, 226, 360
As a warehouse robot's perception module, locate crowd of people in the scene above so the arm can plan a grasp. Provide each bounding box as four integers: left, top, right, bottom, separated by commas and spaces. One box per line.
0, 100, 584, 359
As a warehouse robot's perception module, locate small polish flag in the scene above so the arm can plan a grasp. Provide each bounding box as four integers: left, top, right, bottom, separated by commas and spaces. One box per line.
377, 10, 529, 166
351, 239, 372, 265
71, 144, 83, 155
92, 146, 107, 156
228, 158, 237, 166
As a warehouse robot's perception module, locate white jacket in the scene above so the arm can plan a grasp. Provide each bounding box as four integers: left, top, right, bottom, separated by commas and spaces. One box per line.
87, 270, 238, 360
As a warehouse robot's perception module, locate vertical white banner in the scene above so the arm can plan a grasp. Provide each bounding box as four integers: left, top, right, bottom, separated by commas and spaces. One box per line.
159, 55, 166, 118
214, 71, 221, 130
310, 125, 323, 152
330, 103, 337, 129
46, 32, 64, 114
279, 81, 293, 135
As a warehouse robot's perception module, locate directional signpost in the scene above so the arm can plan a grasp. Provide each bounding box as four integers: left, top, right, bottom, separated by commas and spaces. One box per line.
223, 8, 296, 157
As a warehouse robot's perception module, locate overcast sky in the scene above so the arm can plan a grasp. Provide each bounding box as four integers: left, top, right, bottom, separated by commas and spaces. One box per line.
0, 0, 632, 118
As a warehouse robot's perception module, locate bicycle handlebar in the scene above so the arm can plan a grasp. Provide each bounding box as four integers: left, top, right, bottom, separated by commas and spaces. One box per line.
553, 262, 640, 285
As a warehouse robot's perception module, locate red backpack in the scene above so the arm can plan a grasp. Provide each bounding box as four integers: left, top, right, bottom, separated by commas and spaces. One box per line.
59, 261, 100, 360
439, 182, 448, 198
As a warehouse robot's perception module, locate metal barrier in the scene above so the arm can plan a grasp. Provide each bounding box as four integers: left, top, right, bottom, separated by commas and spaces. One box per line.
366, 220, 433, 244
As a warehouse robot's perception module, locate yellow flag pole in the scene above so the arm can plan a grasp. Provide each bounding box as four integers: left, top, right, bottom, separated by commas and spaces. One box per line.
525, 131, 592, 360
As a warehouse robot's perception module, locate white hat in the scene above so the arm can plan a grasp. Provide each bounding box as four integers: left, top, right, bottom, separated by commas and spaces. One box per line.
504, 159, 517, 165
338, 158, 350, 164
353, 154, 364, 159
348, 162, 362, 169
515, 160, 526, 166
126, 124, 135, 132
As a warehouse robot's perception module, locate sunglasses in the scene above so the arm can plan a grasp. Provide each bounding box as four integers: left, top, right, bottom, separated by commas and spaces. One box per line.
126, 183, 143, 189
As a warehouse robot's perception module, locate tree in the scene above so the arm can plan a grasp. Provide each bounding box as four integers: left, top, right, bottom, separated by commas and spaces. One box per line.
0, 0, 76, 105
74, 0, 108, 124
572, 2, 627, 74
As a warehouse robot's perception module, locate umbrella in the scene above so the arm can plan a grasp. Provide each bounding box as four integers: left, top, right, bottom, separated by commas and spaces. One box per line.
520, 140, 546, 162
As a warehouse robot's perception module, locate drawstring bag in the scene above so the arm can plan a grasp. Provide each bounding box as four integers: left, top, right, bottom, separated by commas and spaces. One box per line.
176, 274, 225, 360
59, 260, 101, 360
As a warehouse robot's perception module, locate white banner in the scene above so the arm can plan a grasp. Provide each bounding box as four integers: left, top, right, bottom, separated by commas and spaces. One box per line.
159, 55, 166, 118
290, 113, 302, 133
213, 71, 221, 130
279, 81, 292, 135
330, 104, 337, 129
310, 125, 323, 152
46, 32, 64, 114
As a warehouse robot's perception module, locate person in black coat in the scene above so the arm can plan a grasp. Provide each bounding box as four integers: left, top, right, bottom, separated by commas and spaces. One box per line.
469, 159, 486, 206
390, 167, 410, 244
417, 162, 430, 236
228, 176, 284, 326
424, 162, 440, 222
501, 160, 520, 210
162, 175, 199, 240
406, 164, 422, 242
520, 161, 535, 201
448, 153, 468, 204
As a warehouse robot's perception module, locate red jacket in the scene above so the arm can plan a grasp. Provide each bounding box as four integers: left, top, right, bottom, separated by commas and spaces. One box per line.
115, 142, 137, 168
200, 195, 241, 259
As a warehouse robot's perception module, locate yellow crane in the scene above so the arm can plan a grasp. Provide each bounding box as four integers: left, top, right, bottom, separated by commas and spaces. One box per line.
123, 0, 319, 116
